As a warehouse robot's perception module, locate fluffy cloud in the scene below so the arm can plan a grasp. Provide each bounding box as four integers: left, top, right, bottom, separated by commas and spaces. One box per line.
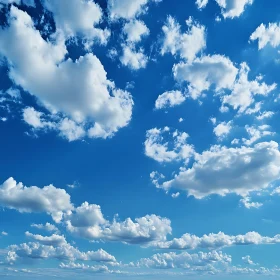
0, 6, 133, 140
161, 16, 206, 62
242, 125, 274, 146
174, 57, 276, 112
160, 141, 280, 198
25, 232, 66, 246
108, 0, 161, 20
120, 45, 148, 70
155, 90, 186, 110
213, 121, 232, 139
157, 231, 280, 250
145, 127, 194, 163
31, 223, 59, 233
240, 197, 263, 209
215, 0, 254, 19
0, 0, 35, 7
250, 23, 280, 49
7, 239, 116, 263
196, 0, 208, 9
123, 20, 149, 43
136, 251, 231, 269
42, 0, 110, 46
0, 177, 73, 222
173, 55, 238, 99
60, 262, 113, 273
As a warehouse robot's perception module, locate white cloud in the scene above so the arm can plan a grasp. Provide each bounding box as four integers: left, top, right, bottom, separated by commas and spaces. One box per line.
242, 255, 257, 265
108, 0, 161, 20
160, 141, 280, 199
256, 111, 274, 120
240, 197, 263, 209
242, 125, 274, 146
0, 6, 133, 140
161, 16, 206, 62
213, 121, 232, 139
171, 192, 180, 198
23, 107, 54, 129
1, 231, 8, 236
136, 251, 231, 269
120, 45, 148, 70
60, 262, 113, 273
250, 23, 280, 49
145, 127, 194, 163
31, 223, 59, 233
0, 177, 73, 222
123, 20, 149, 43
173, 55, 238, 99
156, 231, 280, 250
25, 232, 66, 246
155, 90, 186, 110
179, 117, 184, 123
215, 0, 253, 19
0, 0, 35, 7
196, 0, 208, 9
7, 239, 116, 263
42, 0, 110, 46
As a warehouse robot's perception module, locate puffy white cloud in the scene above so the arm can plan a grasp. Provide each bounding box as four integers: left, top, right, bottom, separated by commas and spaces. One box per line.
23, 107, 55, 129
173, 55, 238, 99
213, 121, 232, 139
240, 197, 263, 209
145, 127, 194, 163
241, 125, 274, 146
256, 111, 274, 120
136, 251, 231, 269
123, 20, 149, 43
196, 0, 208, 9
250, 23, 280, 49
0, 177, 73, 222
156, 231, 280, 250
242, 255, 257, 265
25, 232, 66, 246
60, 262, 112, 273
0, 6, 133, 140
0, 0, 35, 7
160, 141, 280, 198
42, 0, 110, 46
155, 90, 186, 110
108, 0, 161, 20
215, 0, 254, 19
120, 45, 148, 70
7, 240, 116, 262
161, 16, 206, 62
31, 223, 59, 233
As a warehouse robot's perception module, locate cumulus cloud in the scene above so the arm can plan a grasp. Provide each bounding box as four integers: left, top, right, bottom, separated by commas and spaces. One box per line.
120, 45, 148, 70
240, 197, 263, 209
196, 0, 208, 9
123, 20, 149, 43
0, 6, 133, 140
250, 23, 280, 49
7, 239, 116, 263
136, 251, 231, 269
159, 141, 280, 198
242, 125, 274, 146
155, 90, 186, 110
108, 0, 161, 20
213, 121, 232, 139
242, 255, 257, 265
145, 127, 194, 163
161, 16, 206, 62
0, 177, 73, 222
215, 0, 254, 19
42, 0, 110, 46
31, 223, 59, 233
25, 232, 66, 246
60, 262, 113, 273
156, 231, 280, 250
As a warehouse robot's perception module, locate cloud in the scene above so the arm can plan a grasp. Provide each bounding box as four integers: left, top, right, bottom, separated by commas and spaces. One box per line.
123, 20, 149, 43
161, 16, 206, 62
0, 177, 73, 222
156, 231, 280, 250
60, 262, 113, 273
136, 251, 231, 269
250, 23, 280, 49
241, 125, 274, 146
120, 45, 148, 70
213, 121, 232, 139
0, 6, 133, 140
108, 0, 161, 20
1, 231, 8, 236
159, 141, 280, 198
173, 55, 238, 99
215, 0, 254, 19
155, 90, 186, 110
240, 197, 263, 209
42, 0, 110, 46
196, 0, 208, 9
144, 127, 194, 163
25, 232, 66, 246
31, 223, 59, 233
7, 239, 116, 263
0, 0, 35, 7
242, 255, 257, 265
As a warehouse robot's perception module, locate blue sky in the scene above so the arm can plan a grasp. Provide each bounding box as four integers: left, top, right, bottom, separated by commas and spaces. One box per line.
1, 0, 280, 279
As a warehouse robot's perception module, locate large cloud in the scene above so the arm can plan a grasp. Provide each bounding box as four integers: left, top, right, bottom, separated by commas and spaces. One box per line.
159, 141, 280, 198
0, 177, 73, 222
0, 6, 133, 140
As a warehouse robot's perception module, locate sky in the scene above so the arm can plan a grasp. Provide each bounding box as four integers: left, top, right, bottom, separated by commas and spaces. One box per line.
2, 0, 280, 279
